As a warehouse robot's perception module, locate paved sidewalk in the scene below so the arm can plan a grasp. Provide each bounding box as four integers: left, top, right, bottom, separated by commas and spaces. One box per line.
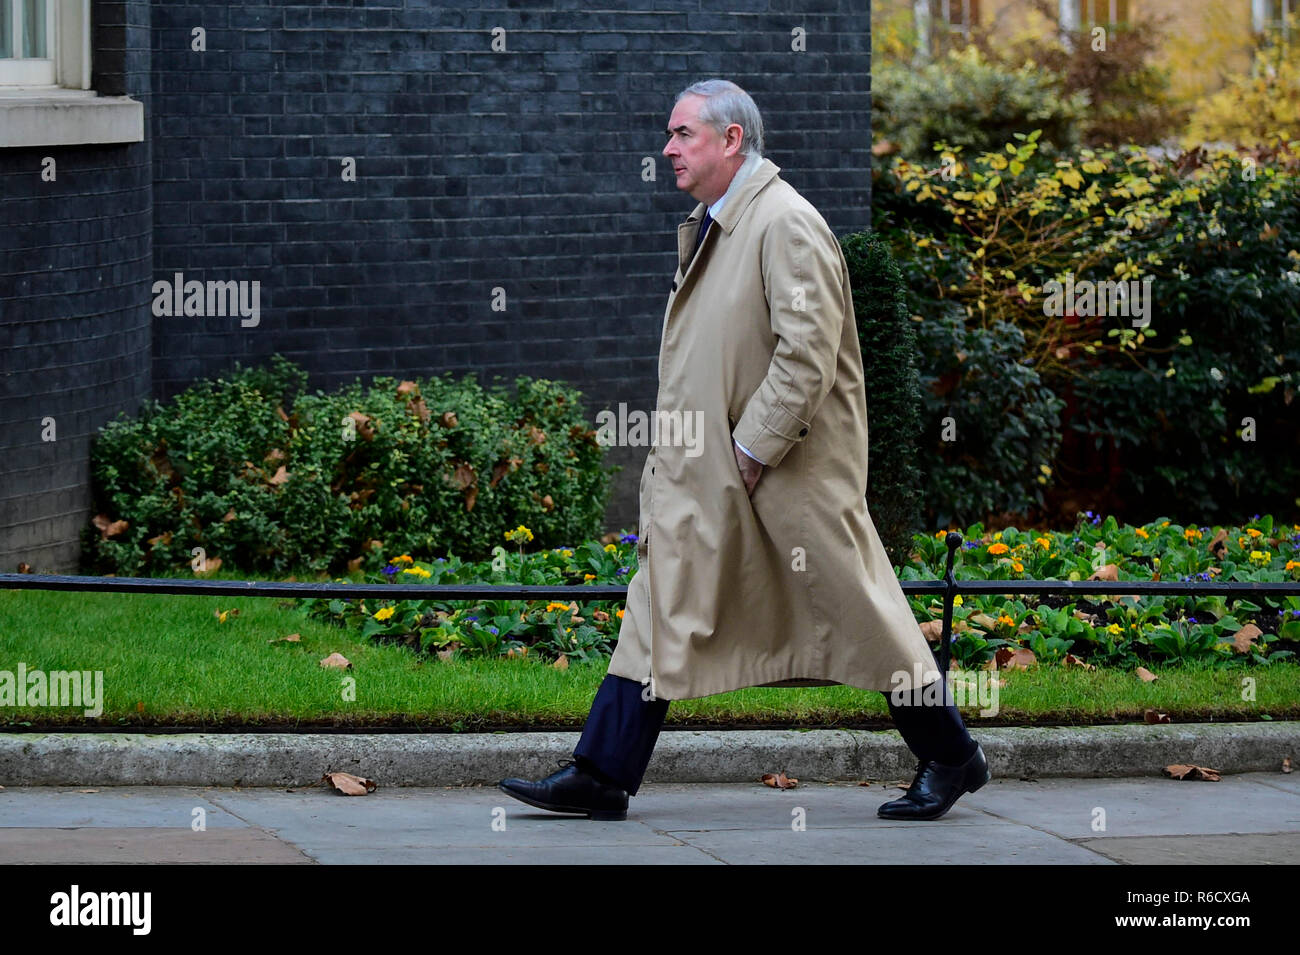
2, 771, 1298, 864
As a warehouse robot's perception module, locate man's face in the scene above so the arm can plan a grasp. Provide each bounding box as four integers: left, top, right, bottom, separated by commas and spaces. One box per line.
663, 95, 743, 204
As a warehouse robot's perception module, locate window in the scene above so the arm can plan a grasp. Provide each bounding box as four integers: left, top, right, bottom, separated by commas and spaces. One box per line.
0, 0, 90, 89
1061, 0, 1131, 30
0, 0, 142, 148
941, 0, 981, 38
1253, 0, 1294, 41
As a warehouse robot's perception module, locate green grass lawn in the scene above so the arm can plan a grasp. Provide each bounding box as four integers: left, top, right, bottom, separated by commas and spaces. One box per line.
2, 585, 1297, 729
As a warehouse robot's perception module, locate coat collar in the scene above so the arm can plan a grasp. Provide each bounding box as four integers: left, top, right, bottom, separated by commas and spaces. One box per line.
676, 157, 781, 277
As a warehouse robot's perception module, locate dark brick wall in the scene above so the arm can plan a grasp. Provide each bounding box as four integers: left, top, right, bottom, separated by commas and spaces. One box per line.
147, 0, 872, 531
0, 1, 153, 573
2, 1, 871, 572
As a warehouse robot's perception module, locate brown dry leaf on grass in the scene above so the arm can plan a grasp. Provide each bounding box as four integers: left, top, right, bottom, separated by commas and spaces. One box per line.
319, 652, 352, 669
213, 607, 240, 624
1144, 709, 1171, 724
994, 646, 1036, 670
269, 633, 301, 644
552, 654, 569, 671
761, 772, 798, 789
1283, 757, 1293, 774
1063, 653, 1095, 670
1163, 764, 1221, 782
322, 772, 377, 795
1135, 666, 1158, 682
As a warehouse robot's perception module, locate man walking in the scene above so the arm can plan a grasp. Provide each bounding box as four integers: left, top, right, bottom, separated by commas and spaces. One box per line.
500, 79, 989, 822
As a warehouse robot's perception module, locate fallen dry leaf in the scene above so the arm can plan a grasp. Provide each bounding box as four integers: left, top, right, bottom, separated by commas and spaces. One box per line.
322, 772, 377, 795
1089, 563, 1120, 581
994, 646, 1037, 671
78, 789, 99, 794
761, 772, 798, 789
195, 555, 222, 575
1283, 757, 1293, 774
919, 619, 946, 643
92, 513, 129, 539
1208, 527, 1229, 559
1063, 653, 1096, 670
214, 607, 240, 624
436, 648, 457, 662
1163, 764, 1221, 782
1232, 623, 1262, 654
1144, 709, 1171, 724
347, 411, 376, 441
1135, 666, 1158, 682
269, 633, 301, 644
319, 652, 352, 669
552, 654, 569, 671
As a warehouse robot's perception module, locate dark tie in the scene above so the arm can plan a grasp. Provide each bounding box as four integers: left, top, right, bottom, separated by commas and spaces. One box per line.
691, 208, 713, 262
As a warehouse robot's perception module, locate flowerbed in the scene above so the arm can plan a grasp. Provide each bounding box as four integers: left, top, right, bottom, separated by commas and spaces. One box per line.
296, 513, 1300, 672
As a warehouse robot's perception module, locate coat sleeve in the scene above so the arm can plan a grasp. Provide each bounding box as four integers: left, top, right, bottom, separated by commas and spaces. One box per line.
730, 206, 846, 468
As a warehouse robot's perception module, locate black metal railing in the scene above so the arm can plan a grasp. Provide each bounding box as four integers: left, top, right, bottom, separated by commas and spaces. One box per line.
4, 531, 1299, 674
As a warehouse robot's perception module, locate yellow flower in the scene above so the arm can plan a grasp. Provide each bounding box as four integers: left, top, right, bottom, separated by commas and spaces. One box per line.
993, 532, 1002, 541
561, 549, 573, 558
1106, 623, 1123, 635
997, 614, 1015, 626
1286, 560, 1299, 571
953, 595, 964, 607
1034, 536, 1051, 550
1246, 528, 1263, 537
1160, 520, 1170, 527
1011, 561, 1024, 573
401, 566, 431, 578
545, 601, 570, 612
616, 608, 625, 619
374, 606, 395, 621
1184, 527, 1202, 541
1249, 550, 1271, 563
988, 543, 1010, 555
1134, 527, 1149, 539
604, 543, 617, 553
504, 525, 534, 543
388, 554, 414, 564
583, 573, 596, 581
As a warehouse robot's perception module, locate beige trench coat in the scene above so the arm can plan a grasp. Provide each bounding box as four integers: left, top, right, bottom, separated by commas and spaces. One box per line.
605, 158, 941, 701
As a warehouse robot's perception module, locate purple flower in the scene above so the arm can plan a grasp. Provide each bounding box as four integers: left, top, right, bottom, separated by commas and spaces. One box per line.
467, 615, 478, 622
487, 626, 499, 635
381, 564, 398, 576
1187, 616, 1198, 624
620, 534, 639, 544
617, 566, 630, 575
436, 557, 446, 563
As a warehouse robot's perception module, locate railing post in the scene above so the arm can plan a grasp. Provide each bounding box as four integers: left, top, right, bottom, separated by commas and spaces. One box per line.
938, 531, 963, 674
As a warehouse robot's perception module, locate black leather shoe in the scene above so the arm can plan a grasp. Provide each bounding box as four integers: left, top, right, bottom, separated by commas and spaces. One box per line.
877, 742, 990, 821
498, 758, 629, 821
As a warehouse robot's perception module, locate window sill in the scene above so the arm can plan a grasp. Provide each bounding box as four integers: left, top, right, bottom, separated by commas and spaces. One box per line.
0, 90, 144, 148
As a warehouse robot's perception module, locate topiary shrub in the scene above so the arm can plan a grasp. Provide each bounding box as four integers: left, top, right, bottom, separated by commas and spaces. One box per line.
84, 355, 613, 576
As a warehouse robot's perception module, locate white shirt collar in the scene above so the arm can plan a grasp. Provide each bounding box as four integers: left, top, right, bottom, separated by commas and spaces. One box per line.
708, 152, 763, 219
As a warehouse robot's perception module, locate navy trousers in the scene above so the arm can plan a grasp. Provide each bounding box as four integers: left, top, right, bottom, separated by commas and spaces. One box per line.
573, 673, 977, 796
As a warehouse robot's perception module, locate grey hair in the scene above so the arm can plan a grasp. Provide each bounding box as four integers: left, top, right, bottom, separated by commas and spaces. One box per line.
675, 79, 764, 157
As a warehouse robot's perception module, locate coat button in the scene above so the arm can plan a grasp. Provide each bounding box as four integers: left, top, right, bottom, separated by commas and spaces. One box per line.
671, 282, 677, 291
799, 427, 808, 436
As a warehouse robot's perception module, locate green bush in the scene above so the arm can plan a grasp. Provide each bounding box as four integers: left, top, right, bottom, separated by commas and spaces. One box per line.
85, 355, 614, 576
842, 231, 925, 567
913, 307, 1065, 527
873, 46, 1088, 163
